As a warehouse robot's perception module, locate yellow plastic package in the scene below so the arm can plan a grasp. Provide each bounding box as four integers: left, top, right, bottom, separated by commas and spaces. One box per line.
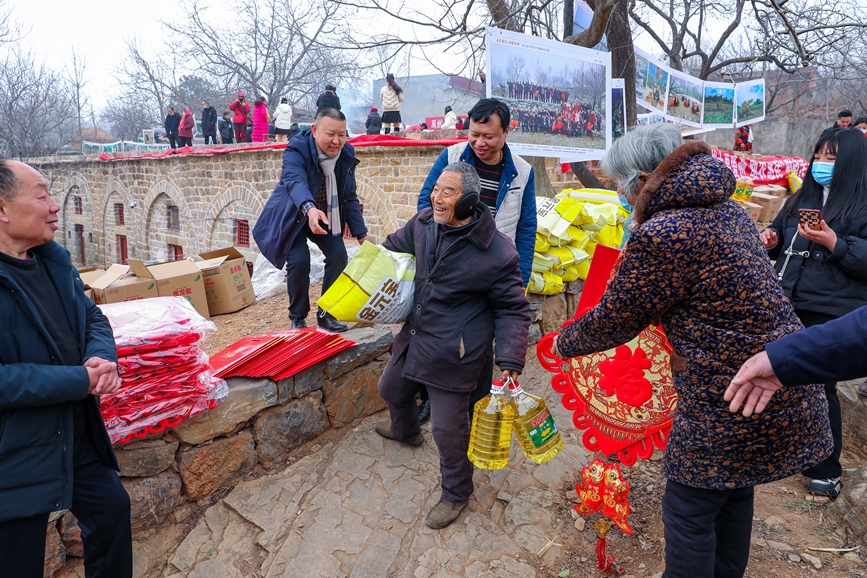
534, 234, 550, 253
528, 271, 564, 295
317, 243, 415, 323
788, 171, 803, 194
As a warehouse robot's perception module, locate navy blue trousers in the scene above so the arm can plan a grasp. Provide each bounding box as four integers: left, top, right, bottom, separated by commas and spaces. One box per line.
0, 433, 132, 578
662, 480, 754, 578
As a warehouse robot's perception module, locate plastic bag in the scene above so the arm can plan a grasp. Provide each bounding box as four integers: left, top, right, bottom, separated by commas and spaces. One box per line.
251, 252, 285, 301
98, 296, 225, 444
528, 271, 564, 295
788, 171, 803, 195
317, 242, 416, 323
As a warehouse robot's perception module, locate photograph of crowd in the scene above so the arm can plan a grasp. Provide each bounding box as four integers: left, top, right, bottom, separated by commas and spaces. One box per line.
488, 28, 609, 156
666, 72, 703, 126
703, 82, 735, 126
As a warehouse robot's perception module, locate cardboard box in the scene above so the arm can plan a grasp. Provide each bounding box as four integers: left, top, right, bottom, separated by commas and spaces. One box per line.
78, 267, 105, 302
750, 192, 784, 223
90, 264, 158, 305
752, 184, 787, 198
737, 201, 762, 223
128, 259, 209, 318
196, 247, 256, 316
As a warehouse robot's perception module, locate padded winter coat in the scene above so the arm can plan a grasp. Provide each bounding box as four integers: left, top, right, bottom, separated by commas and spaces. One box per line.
382, 204, 530, 391
253, 130, 367, 268
0, 241, 119, 521
556, 141, 833, 490
765, 196, 867, 319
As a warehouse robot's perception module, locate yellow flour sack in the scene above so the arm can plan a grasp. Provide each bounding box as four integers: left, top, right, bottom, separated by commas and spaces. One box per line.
317, 243, 415, 323
528, 271, 564, 295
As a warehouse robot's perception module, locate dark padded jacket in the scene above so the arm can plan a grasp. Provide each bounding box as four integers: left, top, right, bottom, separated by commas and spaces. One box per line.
382, 204, 531, 391
365, 112, 382, 135
315, 91, 341, 113
765, 197, 867, 319
0, 241, 119, 522
164, 112, 181, 133
201, 106, 218, 135
556, 141, 832, 490
253, 130, 367, 268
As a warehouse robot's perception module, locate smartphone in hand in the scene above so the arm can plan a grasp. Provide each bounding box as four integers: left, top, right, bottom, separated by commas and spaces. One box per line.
798, 208, 822, 231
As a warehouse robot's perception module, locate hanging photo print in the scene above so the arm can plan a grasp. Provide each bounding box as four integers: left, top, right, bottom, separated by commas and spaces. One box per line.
486, 26, 611, 161
703, 82, 736, 127
633, 47, 669, 115
611, 78, 626, 140
735, 79, 765, 127
665, 71, 704, 128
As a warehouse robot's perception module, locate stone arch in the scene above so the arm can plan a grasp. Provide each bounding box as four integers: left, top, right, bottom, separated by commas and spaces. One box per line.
100, 180, 132, 264
354, 173, 397, 243
204, 182, 264, 251
143, 179, 197, 261
58, 174, 96, 265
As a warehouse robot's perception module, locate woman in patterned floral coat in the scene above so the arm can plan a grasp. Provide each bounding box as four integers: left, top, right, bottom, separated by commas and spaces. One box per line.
553, 123, 832, 578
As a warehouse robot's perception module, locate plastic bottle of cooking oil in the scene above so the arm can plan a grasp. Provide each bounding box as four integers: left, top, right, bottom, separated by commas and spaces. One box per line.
468, 380, 515, 470
508, 378, 564, 464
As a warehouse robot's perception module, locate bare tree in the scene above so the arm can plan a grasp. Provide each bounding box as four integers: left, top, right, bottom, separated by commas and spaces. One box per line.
114, 38, 180, 120
0, 48, 77, 159
99, 89, 160, 141
67, 48, 88, 141
160, 0, 361, 109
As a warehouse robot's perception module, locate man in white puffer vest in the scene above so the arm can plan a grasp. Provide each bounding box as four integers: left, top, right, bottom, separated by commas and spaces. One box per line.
417, 98, 537, 420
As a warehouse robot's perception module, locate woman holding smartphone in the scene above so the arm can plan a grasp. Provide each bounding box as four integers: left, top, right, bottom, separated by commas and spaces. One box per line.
760, 126, 867, 499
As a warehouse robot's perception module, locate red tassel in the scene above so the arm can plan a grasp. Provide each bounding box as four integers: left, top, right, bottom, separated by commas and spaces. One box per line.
596, 534, 612, 571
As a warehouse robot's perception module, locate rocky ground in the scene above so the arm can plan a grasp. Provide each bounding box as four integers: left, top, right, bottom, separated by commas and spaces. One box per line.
55, 288, 867, 577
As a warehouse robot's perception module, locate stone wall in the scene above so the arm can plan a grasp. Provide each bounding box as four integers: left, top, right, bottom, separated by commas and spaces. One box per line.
36, 144, 583, 267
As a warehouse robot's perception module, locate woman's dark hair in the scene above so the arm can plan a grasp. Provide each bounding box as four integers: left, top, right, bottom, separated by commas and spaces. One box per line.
254, 96, 265, 106
468, 98, 511, 131
444, 105, 452, 114
325, 84, 336, 92
386, 73, 403, 95
280, 97, 288, 104
854, 116, 867, 126
785, 127, 867, 224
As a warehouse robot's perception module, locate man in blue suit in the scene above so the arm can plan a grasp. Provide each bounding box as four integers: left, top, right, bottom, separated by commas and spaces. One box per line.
0, 159, 131, 577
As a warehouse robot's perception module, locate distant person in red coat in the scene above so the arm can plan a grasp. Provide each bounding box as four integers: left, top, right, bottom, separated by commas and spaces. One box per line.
177, 108, 195, 147
734, 125, 752, 151
229, 93, 251, 143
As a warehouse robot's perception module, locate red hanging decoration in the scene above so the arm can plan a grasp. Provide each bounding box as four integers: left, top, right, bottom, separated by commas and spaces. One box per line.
538, 244, 677, 465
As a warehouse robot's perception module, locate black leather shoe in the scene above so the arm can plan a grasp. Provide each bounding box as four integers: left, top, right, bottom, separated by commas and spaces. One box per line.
418, 399, 431, 425
290, 317, 306, 329
317, 311, 347, 333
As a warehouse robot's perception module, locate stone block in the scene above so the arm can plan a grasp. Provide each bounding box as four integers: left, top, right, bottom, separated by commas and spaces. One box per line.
115, 439, 179, 477
253, 392, 331, 466
176, 431, 256, 501
322, 357, 388, 428
527, 323, 542, 345
44, 523, 66, 576
59, 510, 83, 557
122, 470, 183, 532
171, 377, 277, 445
564, 280, 585, 295
538, 293, 567, 336
324, 327, 393, 379
276, 366, 324, 403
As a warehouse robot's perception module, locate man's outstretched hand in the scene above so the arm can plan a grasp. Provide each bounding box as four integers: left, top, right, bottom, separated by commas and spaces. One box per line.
307, 208, 329, 235
724, 351, 783, 417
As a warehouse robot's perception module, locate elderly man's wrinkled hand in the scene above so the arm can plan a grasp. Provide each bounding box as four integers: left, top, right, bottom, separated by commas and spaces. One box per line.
552, 334, 569, 359
85, 357, 121, 396
725, 351, 783, 417
307, 208, 329, 235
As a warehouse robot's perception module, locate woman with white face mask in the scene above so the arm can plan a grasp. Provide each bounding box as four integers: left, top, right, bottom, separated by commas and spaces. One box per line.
854, 116, 867, 134
759, 127, 867, 500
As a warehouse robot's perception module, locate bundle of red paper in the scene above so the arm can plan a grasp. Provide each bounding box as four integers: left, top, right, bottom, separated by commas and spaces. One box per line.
209, 328, 357, 380
99, 297, 225, 444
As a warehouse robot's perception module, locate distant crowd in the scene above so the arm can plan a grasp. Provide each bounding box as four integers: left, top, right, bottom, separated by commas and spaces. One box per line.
510, 101, 602, 137
503, 80, 570, 104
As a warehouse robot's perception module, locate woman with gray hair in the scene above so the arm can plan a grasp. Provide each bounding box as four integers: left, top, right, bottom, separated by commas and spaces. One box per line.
552, 124, 832, 576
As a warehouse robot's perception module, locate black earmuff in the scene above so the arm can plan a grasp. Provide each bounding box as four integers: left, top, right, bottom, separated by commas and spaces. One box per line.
453, 192, 480, 220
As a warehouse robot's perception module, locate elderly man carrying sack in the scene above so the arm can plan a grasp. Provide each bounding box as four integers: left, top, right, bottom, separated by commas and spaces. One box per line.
0, 160, 132, 577
376, 161, 531, 530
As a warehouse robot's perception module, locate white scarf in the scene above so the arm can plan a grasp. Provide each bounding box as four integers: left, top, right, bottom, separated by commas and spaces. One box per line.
317, 149, 341, 236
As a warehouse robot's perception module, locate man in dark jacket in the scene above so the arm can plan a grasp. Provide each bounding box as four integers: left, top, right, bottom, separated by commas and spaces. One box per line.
315, 84, 341, 114
252, 108, 367, 332
201, 101, 218, 145
0, 159, 132, 577
376, 161, 531, 530
164, 106, 181, 149
728, 304, 867, 416
365, 107, 382, 135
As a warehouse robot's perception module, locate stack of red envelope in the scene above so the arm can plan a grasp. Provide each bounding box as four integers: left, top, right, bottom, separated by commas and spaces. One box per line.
99, 297, 225, 444
209, 328, 357, 380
